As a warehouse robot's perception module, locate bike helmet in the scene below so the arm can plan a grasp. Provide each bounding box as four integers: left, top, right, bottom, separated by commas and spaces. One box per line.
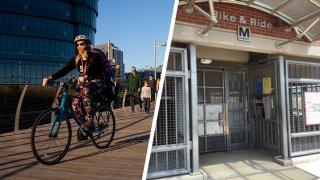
74, 34, 91, 43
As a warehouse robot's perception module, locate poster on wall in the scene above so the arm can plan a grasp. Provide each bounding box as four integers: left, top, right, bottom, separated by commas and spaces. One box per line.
305, 92, 320, 125
256, 79, 263, 95
263, 77, 272, 94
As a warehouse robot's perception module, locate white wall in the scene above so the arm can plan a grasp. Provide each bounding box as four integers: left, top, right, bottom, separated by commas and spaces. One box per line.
197, 45, 249, 63
173, 23, 320, 60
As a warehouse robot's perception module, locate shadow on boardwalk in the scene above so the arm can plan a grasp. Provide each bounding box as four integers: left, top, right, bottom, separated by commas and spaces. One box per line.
0, 107, 154, 180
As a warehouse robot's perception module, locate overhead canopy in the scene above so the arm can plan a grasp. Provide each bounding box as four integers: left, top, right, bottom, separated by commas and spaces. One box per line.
179, 0, 320, 45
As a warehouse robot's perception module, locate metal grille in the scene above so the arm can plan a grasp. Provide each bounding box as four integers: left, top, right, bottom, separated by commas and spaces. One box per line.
167, 52, 184, 72
148, 149, 186, 174
148, 49, 189, 178
227, 71, 248, 149
289, 83, 320, 133
287, 62, 320, 156
148, 76, 188, 178
153, 77, 185, 146
197, 70, 225, 153
291, 136, 320, 153
288, 63, 320, 79
248, 61, 279, 151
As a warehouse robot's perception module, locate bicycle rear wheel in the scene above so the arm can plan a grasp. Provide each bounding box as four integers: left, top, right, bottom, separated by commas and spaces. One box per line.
91, 107, 116, 149
31, 108, 72, 165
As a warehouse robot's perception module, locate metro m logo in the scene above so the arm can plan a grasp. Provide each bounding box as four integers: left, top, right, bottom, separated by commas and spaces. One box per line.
237, 26, 250, 42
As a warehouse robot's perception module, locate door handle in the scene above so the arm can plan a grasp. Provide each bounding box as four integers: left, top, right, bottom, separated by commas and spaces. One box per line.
219, 120, 224, 126
219, 112, 224, 126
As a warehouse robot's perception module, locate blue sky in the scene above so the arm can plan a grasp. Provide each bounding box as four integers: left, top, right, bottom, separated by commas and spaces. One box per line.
95, 0, 175, 72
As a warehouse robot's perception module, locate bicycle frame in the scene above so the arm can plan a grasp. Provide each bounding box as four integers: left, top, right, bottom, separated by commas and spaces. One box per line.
48, 86, 89, 138
47, 81, 110, 140
31, 80, 115, 165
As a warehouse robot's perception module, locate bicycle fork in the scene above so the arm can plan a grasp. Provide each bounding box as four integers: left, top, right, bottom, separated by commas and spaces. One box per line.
48, 92, 67, 138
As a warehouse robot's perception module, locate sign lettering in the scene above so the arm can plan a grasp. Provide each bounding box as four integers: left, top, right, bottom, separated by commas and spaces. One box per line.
238, 26, 250, 42
214, 10, 273, 29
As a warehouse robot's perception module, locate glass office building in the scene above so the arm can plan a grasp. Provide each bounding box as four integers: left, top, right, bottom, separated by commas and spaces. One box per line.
0, 0, 98, 85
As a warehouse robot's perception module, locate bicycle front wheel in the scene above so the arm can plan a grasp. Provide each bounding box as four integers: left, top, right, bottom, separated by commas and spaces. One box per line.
91, 107, 116, 149
31, 108, 72, 165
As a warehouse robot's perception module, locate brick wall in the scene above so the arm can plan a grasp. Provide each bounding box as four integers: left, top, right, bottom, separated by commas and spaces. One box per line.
314, 40, 320, 46
176, 2, 310, 43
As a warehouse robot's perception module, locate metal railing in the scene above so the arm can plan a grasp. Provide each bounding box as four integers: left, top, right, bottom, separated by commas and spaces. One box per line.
0, 84, 56, 133
0, 84, 128, 134
286, 61, 320, 157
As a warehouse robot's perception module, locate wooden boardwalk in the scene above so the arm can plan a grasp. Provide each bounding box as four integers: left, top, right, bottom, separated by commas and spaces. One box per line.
0, 106, 154, 180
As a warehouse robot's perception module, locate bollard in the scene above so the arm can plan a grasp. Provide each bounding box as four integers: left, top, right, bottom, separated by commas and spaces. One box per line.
122, 90, 127, 108
15, 85, 28, 132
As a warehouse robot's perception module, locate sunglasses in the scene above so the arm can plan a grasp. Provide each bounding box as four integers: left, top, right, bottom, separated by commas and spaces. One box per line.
76, 42, 86, 47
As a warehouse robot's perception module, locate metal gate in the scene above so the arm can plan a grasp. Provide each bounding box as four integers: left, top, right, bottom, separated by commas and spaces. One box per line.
286, 61, 320, 157
226, 71, 248, 150
147, 48, 190, 178
197, 69, 248, 152
197, 70, 225, 152
248, 60, 279, 152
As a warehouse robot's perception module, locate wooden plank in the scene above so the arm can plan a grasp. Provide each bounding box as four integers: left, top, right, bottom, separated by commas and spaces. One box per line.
0, 106, 154, 180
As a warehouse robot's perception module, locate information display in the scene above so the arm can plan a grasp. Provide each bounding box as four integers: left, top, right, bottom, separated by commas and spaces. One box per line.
305, 92, 320, 125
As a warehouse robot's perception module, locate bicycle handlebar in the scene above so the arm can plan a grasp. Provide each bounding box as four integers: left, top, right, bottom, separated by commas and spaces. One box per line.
46, 80, 80, 92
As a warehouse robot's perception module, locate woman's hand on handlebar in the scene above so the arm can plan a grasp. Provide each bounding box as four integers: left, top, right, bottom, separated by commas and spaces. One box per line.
77, 75, 88, 85
42, 76, 53, 86
78, 77, 84, 85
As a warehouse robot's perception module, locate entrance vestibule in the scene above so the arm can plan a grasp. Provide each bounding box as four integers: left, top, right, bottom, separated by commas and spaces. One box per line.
197, 61, 248, 153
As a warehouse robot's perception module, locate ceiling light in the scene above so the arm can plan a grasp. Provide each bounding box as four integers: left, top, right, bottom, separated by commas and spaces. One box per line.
200, 59, 213, 64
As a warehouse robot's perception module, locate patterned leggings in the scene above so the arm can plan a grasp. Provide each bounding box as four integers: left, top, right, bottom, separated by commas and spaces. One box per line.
72, 79, 106, 123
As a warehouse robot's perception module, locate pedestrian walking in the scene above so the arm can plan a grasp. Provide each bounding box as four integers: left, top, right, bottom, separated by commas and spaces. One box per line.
148, 75, 156, 104
156, 73, 161, 99
126, 66, 142, 112
141, 80, 151, 114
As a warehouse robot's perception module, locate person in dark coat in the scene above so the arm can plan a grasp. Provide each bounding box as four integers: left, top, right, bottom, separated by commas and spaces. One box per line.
148, 75, 156, 104
126, 66, 142, 112
156, 73, 161, 99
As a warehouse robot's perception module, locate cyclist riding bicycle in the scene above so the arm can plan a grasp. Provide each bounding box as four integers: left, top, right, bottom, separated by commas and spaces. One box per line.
42, 35, 113, 131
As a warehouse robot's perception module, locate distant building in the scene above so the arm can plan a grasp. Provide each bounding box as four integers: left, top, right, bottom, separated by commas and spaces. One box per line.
137, 65, 162, 81
95, 41, 125, 83
0, 0, 98, 85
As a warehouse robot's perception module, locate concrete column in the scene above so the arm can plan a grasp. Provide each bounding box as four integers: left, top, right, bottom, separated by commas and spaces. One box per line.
189, 44, 199, 174
277, 56, 290, 159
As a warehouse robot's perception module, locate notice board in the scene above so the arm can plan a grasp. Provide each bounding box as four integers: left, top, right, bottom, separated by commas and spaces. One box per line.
305, 92, 320, 125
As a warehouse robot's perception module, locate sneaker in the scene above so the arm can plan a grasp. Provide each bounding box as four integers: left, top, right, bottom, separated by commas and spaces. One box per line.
129, 109, 134, 112
77, 128, 88, 141
82, 115, 94, 131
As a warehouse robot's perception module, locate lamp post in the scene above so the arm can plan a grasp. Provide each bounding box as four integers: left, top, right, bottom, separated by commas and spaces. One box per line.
154, 39, 166, 80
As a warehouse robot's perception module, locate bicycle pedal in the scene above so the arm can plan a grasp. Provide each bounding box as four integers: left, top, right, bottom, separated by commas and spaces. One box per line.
77, 128, 88, 141
77, 136, 88, 141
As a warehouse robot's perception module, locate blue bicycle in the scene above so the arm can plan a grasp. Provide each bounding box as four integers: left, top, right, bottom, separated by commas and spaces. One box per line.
31, 80, 116, 165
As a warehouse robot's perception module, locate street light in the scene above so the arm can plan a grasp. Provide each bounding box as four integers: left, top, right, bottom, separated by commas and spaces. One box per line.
154, 39, 166, 80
